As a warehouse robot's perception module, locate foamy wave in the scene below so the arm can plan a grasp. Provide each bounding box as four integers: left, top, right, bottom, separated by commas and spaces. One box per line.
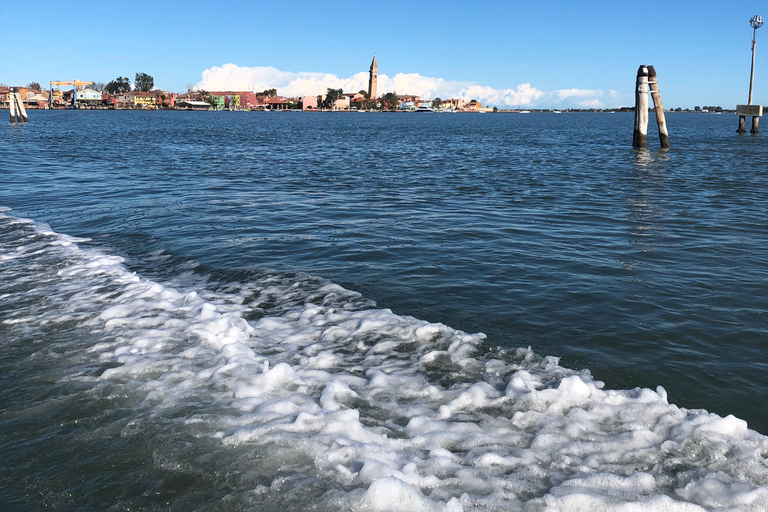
2, 209, 767, 511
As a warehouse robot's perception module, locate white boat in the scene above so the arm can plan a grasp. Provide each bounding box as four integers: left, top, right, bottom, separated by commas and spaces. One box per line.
414, 106, 434, 113
519, 110, 531, 114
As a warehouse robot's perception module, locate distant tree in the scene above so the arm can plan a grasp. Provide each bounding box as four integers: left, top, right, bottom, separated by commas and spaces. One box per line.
198, 90, 217, 108
431, 97, 443, 110
105, 76, 131, 94
135, 72, 154, 92
694, 106, 701, 112
324, 88, 343, 108
358, 89, 370, 99
91, 81, 106, 92
259, 88, 278, 97
26, 81, 42, 91
381, 92, 399, 111
185, 82, 195, 93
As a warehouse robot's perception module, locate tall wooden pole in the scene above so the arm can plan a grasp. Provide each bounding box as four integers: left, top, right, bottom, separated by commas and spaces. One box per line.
647, 66, 670, 148
16, 94, 29, 122
633, 65, 649, 148
9, 92, 17, 123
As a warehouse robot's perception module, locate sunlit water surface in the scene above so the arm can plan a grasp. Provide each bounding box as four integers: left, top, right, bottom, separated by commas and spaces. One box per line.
1, 111, 767, 511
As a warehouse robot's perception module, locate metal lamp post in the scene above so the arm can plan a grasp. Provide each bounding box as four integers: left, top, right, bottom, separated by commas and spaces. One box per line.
738, 15, 764, 133
748, 15, 763, 105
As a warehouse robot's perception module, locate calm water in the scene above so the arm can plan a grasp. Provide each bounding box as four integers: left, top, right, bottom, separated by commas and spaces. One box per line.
1, 110, 767, 510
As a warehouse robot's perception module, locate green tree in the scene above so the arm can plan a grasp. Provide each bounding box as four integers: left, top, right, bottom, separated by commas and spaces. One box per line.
105, 76, 131, 94
26, 81, 42, 91
358, 89, 370, 99
135, 72, 154, 92
381, 92, 399, 111
324, 88, 343, 108
431, 97, 443, 110
198, 90, 217, 108
259, 88, 278, 97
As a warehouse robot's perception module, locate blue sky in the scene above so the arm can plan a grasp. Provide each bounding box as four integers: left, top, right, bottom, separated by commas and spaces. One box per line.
1, 1, 765, 108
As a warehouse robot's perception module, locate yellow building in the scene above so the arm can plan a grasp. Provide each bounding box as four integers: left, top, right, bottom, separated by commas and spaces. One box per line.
129, 91, 156, 109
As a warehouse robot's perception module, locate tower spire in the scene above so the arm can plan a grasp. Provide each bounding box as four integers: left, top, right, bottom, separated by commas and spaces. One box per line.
368, 55, 378, 101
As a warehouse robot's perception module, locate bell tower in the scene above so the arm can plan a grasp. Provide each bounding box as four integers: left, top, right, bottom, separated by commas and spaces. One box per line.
368, 55, 378, 101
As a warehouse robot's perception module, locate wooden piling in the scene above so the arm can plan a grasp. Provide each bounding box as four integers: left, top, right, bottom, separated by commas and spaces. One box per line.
9, 93, 29, 123
633, 65, 649, 148
9, 92, 17, 123
17, 94, 29, 123
647, 66, 670, 148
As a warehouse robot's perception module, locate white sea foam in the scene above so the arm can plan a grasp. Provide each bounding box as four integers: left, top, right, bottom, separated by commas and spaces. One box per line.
2, 210, 767, 511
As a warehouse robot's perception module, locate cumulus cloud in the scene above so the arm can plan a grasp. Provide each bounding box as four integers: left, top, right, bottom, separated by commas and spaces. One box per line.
196, 63, 606, 108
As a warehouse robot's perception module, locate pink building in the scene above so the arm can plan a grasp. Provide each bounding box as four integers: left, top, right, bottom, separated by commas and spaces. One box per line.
301, 96, 318, 110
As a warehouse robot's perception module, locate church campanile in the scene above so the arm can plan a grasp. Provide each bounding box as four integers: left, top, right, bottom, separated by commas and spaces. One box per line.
368, 55, 378, 100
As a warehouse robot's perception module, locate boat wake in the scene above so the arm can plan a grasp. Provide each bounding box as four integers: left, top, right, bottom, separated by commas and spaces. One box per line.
1, 208, 767, 511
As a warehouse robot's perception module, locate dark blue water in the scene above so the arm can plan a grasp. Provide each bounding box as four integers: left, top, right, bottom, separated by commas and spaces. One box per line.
2, 110, 767, 510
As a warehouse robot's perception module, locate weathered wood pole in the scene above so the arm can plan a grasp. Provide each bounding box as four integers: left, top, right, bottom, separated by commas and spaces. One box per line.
647, 66, 670, 148
9, 92, 17, 123
633, 65, 649, 148
15, 94, 29, 123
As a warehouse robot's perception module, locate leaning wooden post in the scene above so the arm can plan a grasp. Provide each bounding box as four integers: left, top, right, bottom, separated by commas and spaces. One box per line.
633, 65, 649, 148
647, 66, 670, 148
16, 94, 29, 123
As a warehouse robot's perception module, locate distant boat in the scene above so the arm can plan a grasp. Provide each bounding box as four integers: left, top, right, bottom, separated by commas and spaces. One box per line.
414, 106, 434, 113
519, 110, 531, 114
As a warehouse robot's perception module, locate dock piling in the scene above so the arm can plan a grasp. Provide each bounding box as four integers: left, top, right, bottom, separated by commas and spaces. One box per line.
8, 91, 29, 123
647, 66, 670, 148
633, 65, 649, 148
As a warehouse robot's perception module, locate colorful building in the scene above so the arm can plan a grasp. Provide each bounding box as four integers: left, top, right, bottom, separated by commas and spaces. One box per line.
301, 95, 318, 110
128, 91, 157, 109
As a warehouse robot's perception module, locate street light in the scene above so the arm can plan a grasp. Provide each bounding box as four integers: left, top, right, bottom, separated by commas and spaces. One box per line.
738, 15, 764, 133
748, 15, 763, 105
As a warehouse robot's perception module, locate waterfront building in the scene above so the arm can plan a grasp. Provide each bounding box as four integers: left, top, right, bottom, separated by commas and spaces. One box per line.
442, 98, 465, 111
465, 100, 482, 111
264, 96, 289, 110
301, 95, 318, 110
77, 88, 102, 108
128, 91, 157, 109
176, 100, 211, 110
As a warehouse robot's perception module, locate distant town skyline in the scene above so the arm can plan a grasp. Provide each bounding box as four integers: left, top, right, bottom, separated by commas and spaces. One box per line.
2, 1, 765, 109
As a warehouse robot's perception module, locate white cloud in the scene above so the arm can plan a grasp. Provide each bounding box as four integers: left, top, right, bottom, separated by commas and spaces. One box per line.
196, 63, 606, 108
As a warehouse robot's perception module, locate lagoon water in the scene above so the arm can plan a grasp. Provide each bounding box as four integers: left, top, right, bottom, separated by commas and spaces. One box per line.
1, 110, 767, 510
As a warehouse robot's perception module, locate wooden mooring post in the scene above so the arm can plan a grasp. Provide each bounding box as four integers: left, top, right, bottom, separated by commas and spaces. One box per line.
634, 65, 669, 148
647, 66, 670, 148
8, 91, 29, 124
633, 65, 649, 148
